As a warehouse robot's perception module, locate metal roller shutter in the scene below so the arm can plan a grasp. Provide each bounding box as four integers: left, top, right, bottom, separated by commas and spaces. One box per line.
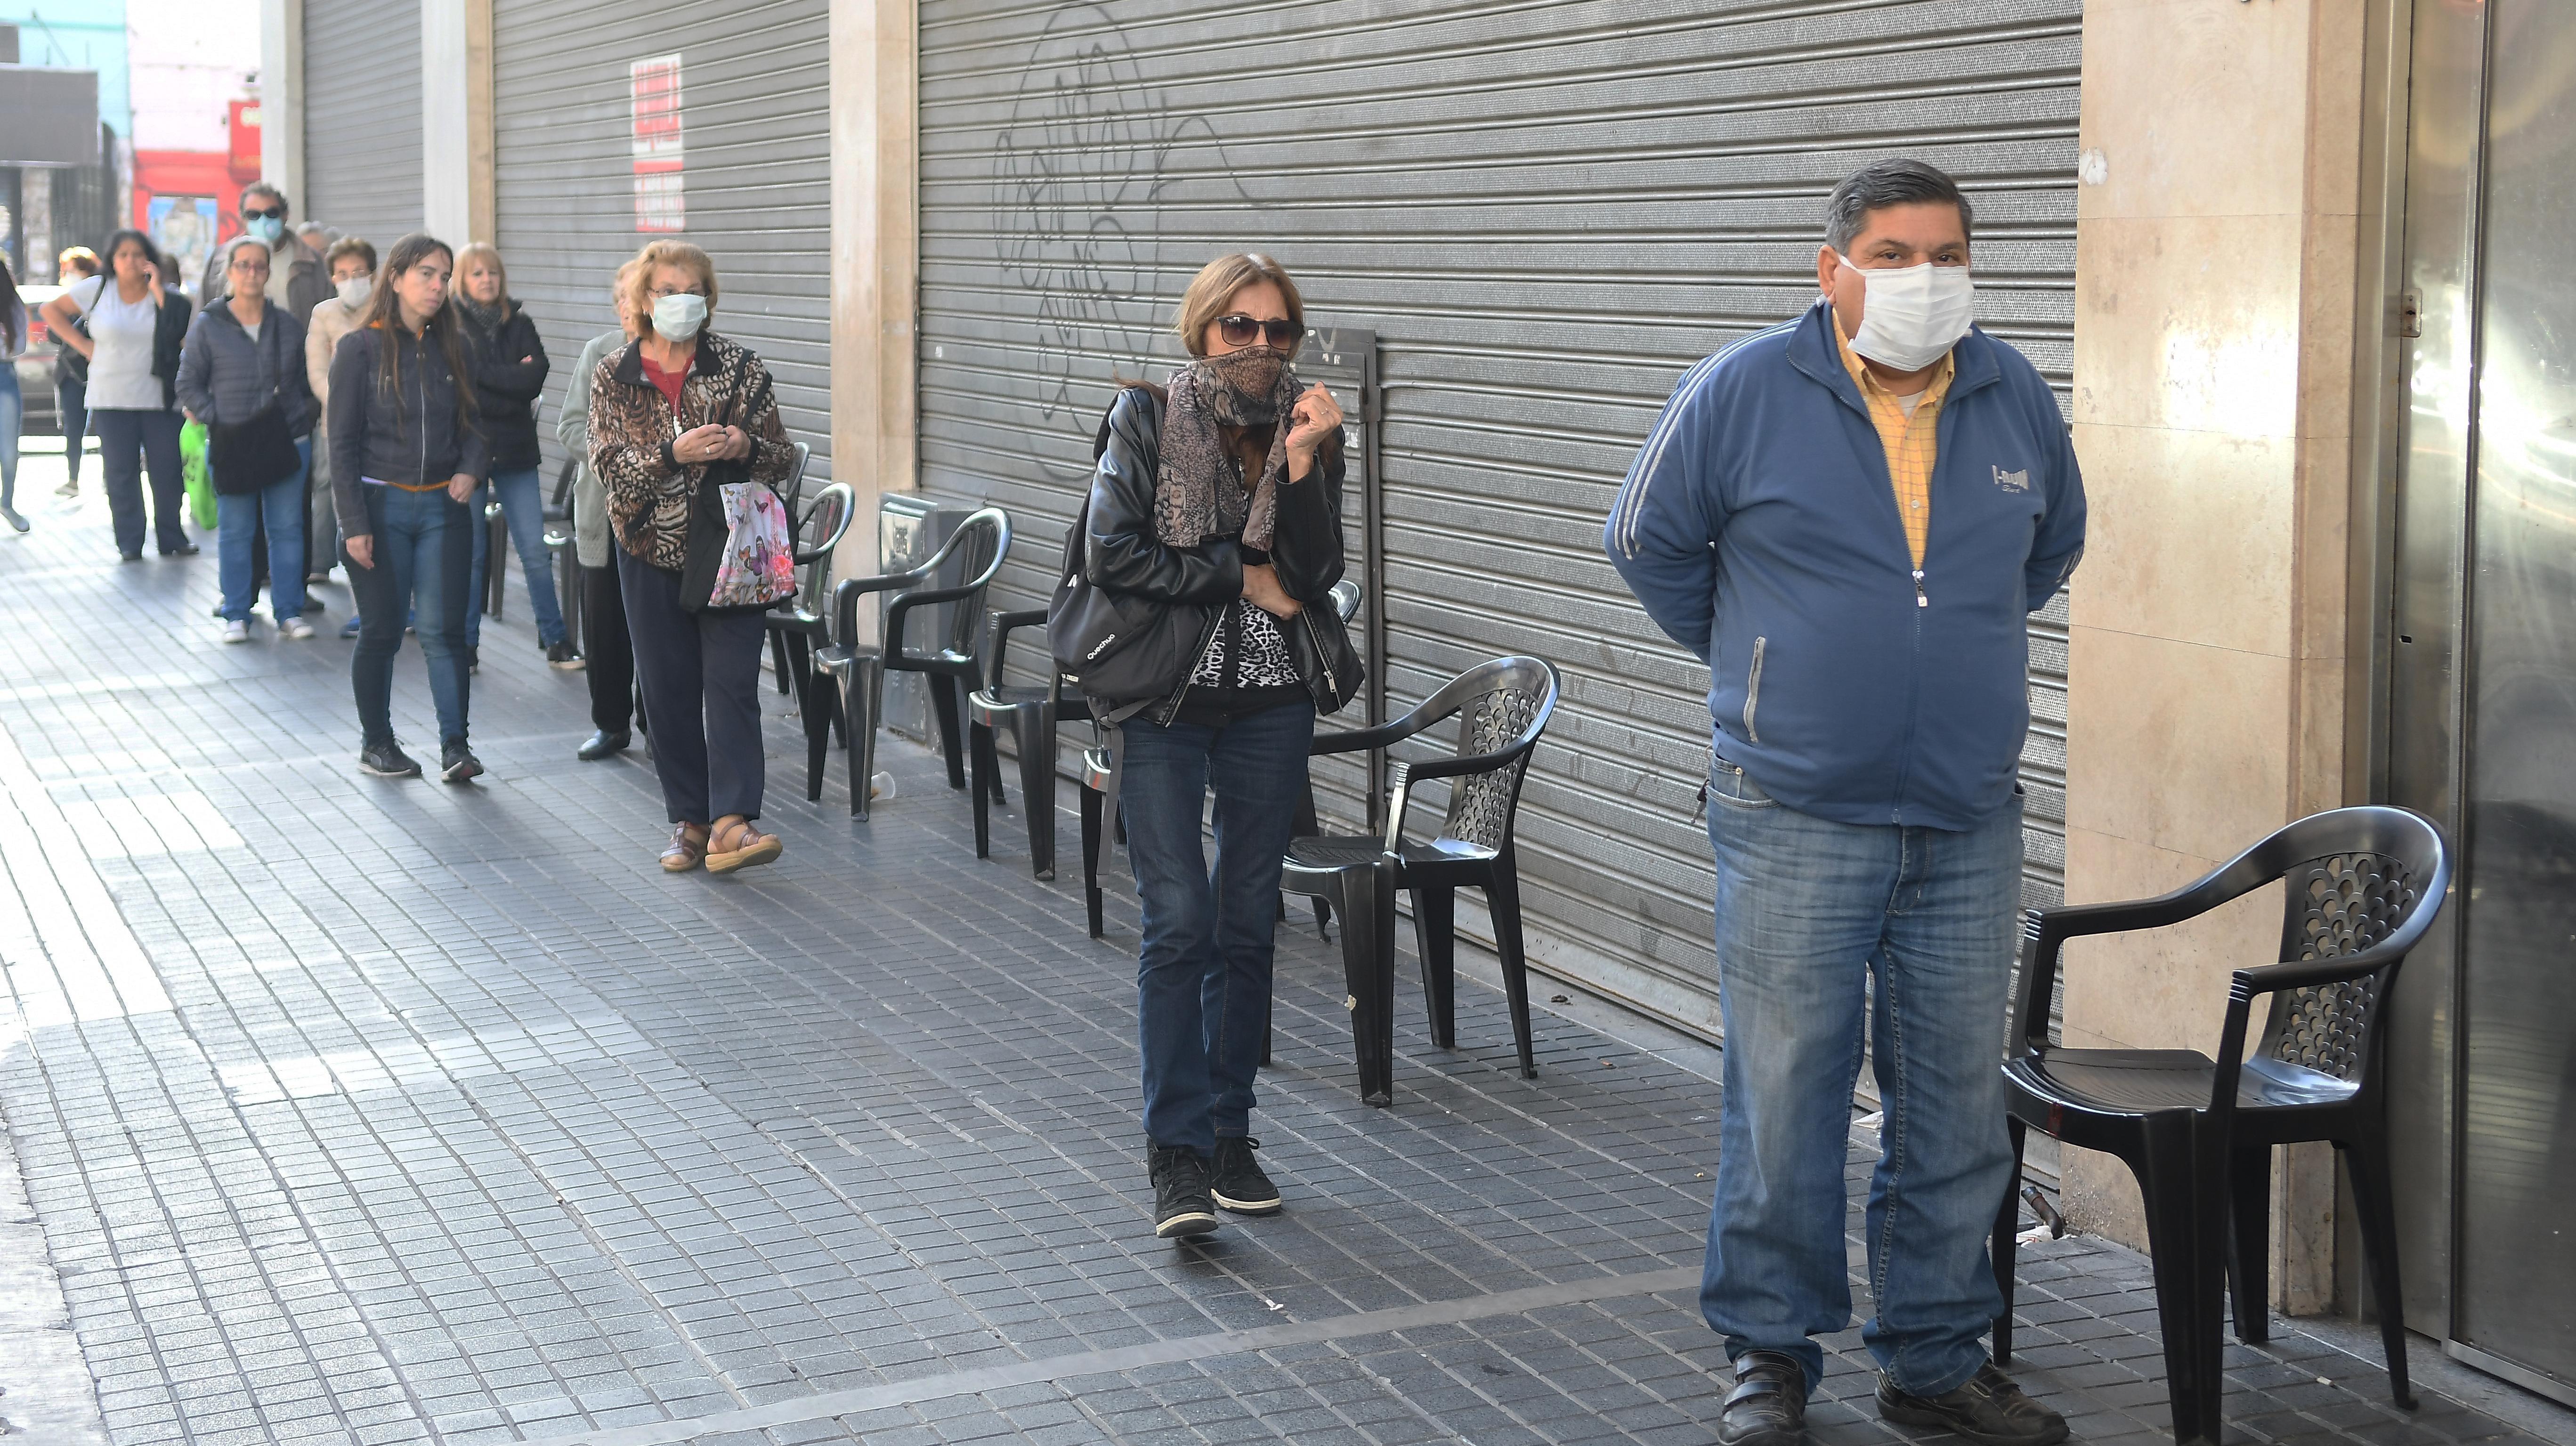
302, 0, 423, 246
919, 0, 2079, 1039
491, 0, 832, 491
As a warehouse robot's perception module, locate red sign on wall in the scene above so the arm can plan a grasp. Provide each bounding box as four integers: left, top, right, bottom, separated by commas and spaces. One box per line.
630, 55, 684, 233
227, 101, 262, 183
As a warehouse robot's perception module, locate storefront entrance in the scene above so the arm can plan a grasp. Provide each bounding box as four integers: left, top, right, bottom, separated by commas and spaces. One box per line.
2380, 0, 2576, 1407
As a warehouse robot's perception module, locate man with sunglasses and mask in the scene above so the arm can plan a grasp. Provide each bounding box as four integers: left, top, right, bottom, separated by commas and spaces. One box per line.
1606, 159, 2086, 1446
198, 184, 329, 321
1068, 252, 1360, 1241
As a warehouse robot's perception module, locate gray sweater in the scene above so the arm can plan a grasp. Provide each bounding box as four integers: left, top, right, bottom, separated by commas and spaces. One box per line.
176, 301, 315, 435
556, 329, 623, 569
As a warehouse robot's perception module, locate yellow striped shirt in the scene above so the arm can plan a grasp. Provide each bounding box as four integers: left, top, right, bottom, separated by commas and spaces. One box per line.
1833, 316, 1955, 571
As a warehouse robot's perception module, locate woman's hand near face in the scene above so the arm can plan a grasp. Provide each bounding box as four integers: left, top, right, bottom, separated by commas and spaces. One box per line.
1242, 563, 1304, 620
1283, 384, 1343, 475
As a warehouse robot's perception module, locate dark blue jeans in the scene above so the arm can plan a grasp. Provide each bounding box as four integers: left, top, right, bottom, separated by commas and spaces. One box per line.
94, 407, 187, 556
1122, 699, 1316, 1154
348, 484, 473, 748
1697, 757, 2025, 1400
466, 467, 566, 647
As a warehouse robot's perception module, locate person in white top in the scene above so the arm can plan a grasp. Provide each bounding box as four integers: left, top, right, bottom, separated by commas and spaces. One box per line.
40, 229, 197, 560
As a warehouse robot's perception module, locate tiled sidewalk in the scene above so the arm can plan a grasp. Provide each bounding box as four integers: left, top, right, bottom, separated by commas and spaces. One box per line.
0, 439, 2561, 1446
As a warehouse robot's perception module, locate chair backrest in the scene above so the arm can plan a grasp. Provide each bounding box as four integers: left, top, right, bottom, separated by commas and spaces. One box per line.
794, 481, 856, 615
2238, 807, 2448, 1092
782, 441, 812, 504
1372, 656, 1559, 855
1329, 579, 1362, 625
914, 506, 1012, 659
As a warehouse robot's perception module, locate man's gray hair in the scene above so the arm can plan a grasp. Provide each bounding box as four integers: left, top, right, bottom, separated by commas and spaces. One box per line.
239, 180, 289, 214
1824, 158, 1973, 254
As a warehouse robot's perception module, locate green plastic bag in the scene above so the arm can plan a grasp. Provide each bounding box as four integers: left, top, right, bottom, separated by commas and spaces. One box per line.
180, 420, 218, 531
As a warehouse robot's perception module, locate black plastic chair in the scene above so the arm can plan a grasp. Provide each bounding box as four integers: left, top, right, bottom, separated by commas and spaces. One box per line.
1991, 806, 2449, 1446
764, 469, 852, 733
541, 454, 582, 654
814, 507, 1010, 818
1281, 656, 1561, 1105
966, 609, 1091, 880
1074, 582, 1364, 929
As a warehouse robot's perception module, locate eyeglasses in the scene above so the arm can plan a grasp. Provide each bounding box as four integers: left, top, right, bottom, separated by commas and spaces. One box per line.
1216, 314, 1299, 348
648, 284, 707, 300
243, 205, 286, 221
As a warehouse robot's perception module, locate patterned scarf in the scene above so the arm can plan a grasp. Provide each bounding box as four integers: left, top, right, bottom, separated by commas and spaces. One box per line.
1156, 346, 1301, 551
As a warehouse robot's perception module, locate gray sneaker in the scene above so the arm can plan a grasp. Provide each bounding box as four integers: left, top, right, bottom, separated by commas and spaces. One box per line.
1878, 1364, 2068, 1446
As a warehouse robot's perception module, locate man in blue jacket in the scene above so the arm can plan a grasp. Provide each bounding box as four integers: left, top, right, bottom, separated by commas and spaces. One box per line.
1606, 159, 2084, 1446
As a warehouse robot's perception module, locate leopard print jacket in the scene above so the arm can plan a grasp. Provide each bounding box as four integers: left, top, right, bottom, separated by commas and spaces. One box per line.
587, 330, 795, 569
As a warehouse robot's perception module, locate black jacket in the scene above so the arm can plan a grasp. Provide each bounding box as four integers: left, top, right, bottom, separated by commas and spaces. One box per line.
176, 301, 315, 435
1085, 385, 1361, 722
457, 301, 550, 472
150, 289, 193, 411
325, 321, 490, 529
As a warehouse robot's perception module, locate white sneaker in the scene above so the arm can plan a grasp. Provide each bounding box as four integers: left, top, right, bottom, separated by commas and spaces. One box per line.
220, 620, 251, 644
279, 617, 316, 640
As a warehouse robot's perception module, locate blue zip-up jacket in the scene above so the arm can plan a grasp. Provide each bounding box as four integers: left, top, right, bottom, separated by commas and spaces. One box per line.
1604, 301, 2086, 831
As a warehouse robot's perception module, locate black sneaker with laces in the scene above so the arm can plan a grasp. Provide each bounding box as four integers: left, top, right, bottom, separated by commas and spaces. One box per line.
546, 639, 583, 669
440, 741, 484, 783
1147, 1144, 1219, 1239
1718, 1350, 1805, 1446
1210, 1136, 1281, 1214
1877, 1364, 2068, 1446
358, 740, 421, 778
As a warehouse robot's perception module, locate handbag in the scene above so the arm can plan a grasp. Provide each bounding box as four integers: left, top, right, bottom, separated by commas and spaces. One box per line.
207, 320, 304, 495
678, 349, 798, 613
1046, 397, 1213, 715
179, 420, 219, 531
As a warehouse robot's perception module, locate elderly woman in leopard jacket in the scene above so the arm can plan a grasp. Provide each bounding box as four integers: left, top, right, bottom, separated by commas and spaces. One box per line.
588, 239, 794, 875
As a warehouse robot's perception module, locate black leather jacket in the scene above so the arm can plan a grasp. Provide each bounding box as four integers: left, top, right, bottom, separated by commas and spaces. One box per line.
1085, 385, 1362, 723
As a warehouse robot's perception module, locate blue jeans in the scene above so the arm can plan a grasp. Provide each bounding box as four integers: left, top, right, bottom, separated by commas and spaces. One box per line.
348, 484, 472, 747
1698, 757, 2023, 1399
94, 408, 187, 555
217, 439, 310, 622
1122, 699, 1316, 1154
0, 366, 21, 513
466, 467, 565, 646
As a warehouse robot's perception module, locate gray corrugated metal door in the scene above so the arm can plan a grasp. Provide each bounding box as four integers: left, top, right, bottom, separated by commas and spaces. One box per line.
490, 0, 832, 489
301, 0, 422, 245
918, 0, 2079, 1040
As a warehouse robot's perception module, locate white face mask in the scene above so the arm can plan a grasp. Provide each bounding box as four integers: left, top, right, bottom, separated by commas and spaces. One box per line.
1837, 256, 1974, 373
336, 276, 371, 307
651, 293, 708, 341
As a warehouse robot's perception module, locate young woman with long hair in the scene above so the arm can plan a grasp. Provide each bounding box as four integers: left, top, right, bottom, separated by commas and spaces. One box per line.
325, 233, 488, 782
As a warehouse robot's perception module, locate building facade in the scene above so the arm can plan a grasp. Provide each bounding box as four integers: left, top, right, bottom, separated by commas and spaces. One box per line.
274, 0, 2576, 1405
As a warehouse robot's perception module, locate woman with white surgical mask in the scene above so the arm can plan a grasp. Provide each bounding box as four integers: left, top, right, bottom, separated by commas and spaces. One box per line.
308, 236, 378, 607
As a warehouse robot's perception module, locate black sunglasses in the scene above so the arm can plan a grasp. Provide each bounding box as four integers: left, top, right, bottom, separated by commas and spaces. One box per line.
1216, 314, 1299, 348
243, 204, 287, 221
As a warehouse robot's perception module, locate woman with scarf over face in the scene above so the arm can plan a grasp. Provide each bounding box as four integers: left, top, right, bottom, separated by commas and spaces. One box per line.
1080, 254, 1358, 1239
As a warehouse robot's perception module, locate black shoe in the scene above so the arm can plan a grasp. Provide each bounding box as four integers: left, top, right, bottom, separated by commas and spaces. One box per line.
358, 740, 421, 778
121, 551, 143, 562
1877, 1364, 2067, 1446
546, 639, 583, 670
440, 741, 484, 783
1718, 1351, 1806, 1446
162, 542, 200, 556
1210, 1136, 1281, 1214
1147, 1145, 1219, 1240
577, 729, 631, 761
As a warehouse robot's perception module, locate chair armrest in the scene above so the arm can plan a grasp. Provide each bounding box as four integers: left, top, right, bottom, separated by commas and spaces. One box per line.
985, 608, 1048, 689
833, 569, 930, 646
884, 583, 988, 656
1309, 713, 1438, 757
1396, 739, 1536, 786
2009, 865, 2288, 1055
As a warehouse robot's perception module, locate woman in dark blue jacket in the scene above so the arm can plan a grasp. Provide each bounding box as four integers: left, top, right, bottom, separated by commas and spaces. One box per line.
453, 243, 564, 669
327, 233, 488, 784
178, 236, 317, 642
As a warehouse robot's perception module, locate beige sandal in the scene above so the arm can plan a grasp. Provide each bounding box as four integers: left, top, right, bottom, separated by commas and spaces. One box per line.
661, 821, 710, 873
705, 816, 782, 874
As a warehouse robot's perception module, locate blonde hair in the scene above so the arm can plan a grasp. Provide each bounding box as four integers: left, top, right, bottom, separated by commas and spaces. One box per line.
58, 246, 100, 279
620, 240, 719, 339
1173, 253, 1304, 358
455, 241, 508, 304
